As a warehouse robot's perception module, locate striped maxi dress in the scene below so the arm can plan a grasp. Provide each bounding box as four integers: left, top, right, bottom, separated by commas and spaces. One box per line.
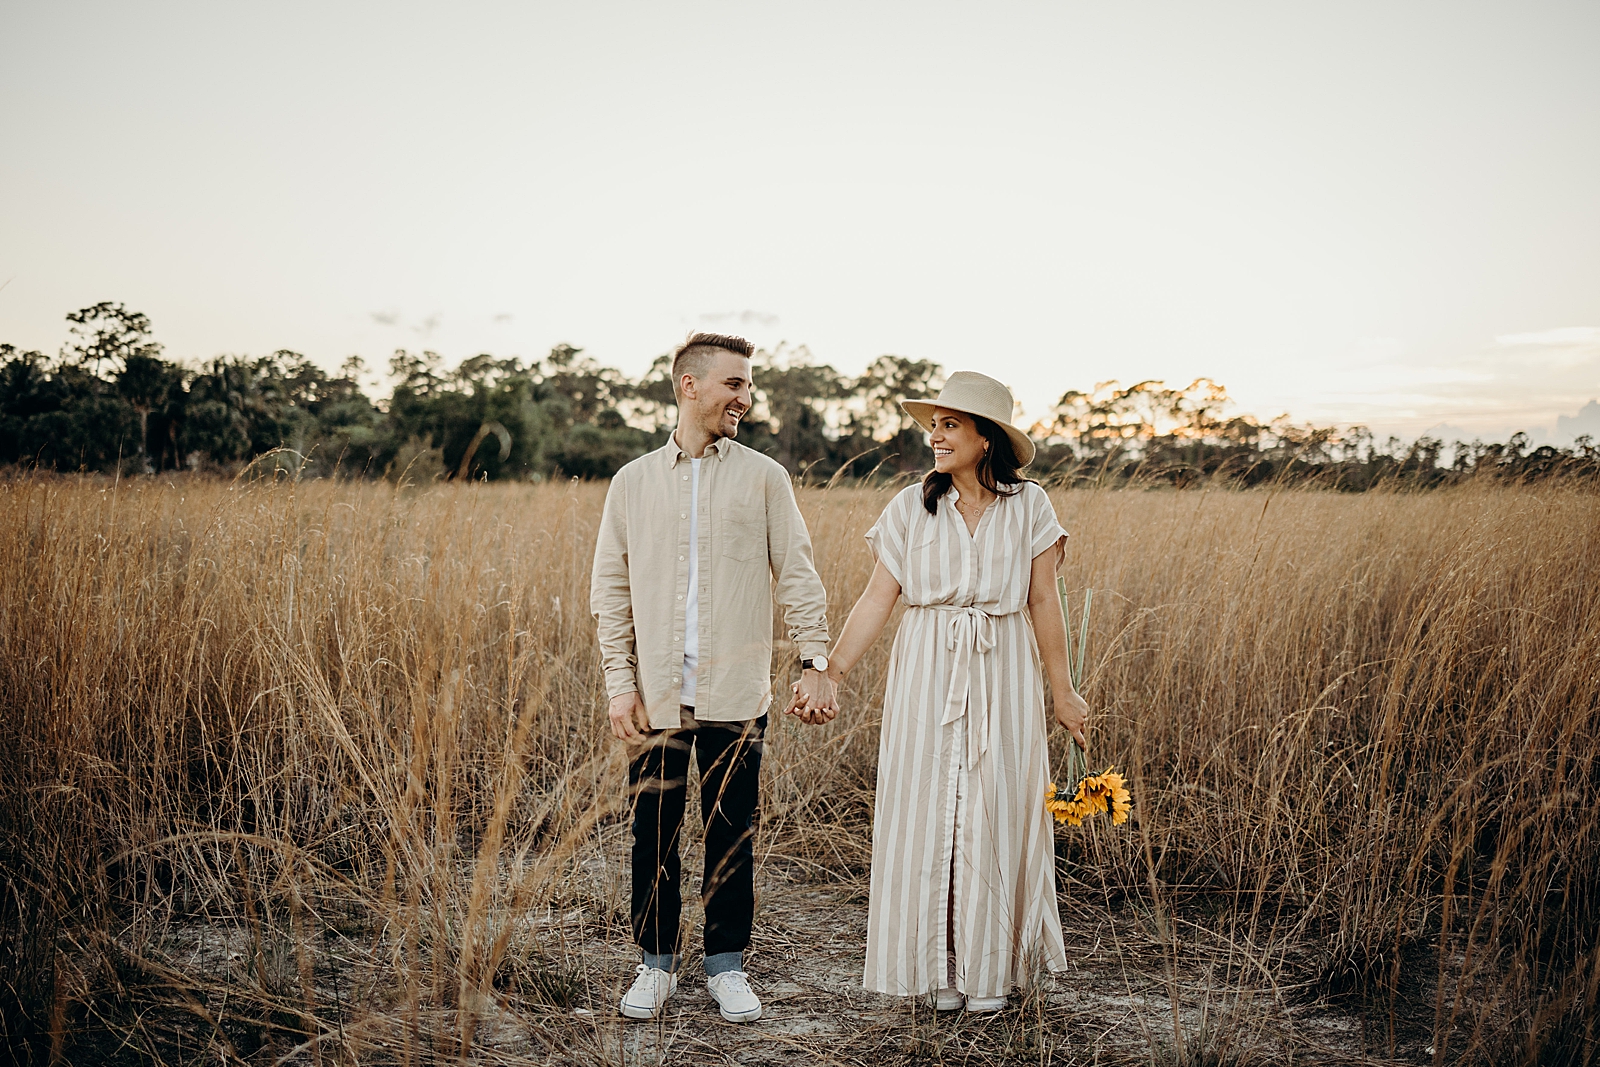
863, 481, 1071, 999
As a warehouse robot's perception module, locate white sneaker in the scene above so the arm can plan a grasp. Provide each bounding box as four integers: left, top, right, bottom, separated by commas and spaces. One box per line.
619, 964, 677, 1020
965, 995, 1007, 1012
706, 970, 762, 1022
926, 988, 963, 1011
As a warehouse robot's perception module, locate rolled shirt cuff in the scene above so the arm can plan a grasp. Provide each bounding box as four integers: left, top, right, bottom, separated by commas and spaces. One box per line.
643, 951, 680, 974
604, 668, 640, 700
703, 951, 743, 977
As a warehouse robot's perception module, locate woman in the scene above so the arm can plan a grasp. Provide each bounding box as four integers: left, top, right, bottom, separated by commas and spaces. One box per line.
791, 371, 1090, 1012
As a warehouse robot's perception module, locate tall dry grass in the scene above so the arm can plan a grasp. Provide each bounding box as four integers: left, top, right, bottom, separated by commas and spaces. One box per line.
0, 473, 1596, 1064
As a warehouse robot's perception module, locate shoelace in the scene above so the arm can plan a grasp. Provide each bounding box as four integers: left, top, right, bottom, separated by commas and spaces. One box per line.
715, 971, 753, 995
630, 965, 671, 997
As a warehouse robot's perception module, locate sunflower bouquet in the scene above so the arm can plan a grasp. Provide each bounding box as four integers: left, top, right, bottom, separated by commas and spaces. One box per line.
1047, 767, 1132, 826
1046, 578, 1133, 828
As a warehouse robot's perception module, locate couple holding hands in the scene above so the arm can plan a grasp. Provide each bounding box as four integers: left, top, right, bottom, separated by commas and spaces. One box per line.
589, 333, 1091, 1023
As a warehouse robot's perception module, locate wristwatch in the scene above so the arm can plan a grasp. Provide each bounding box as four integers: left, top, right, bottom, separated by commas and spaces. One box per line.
801, 655, 829, 673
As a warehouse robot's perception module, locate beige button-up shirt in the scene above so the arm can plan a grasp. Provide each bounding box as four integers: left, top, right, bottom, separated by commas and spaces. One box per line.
590, 434, 831, 729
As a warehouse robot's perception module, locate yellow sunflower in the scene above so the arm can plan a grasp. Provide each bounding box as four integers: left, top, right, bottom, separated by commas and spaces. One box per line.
1059, 796, 1087, 827
1044, 766, 1133, 828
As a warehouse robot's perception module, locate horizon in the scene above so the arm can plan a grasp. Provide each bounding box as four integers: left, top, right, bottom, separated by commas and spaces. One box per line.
9, 298, 1599, 453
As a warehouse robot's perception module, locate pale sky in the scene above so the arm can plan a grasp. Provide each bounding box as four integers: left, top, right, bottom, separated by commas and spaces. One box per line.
3, 1, 1598, 443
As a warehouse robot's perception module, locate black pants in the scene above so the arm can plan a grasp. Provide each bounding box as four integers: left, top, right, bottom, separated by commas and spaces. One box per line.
628, 707, 765, 959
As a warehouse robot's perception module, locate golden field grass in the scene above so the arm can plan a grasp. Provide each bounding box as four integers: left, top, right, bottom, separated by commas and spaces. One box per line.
1, 474, 1597, 1066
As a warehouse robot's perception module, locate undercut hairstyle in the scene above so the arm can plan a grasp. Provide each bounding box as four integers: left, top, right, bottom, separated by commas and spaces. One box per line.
671, 332, 755, 398
922, 413, 1031, 515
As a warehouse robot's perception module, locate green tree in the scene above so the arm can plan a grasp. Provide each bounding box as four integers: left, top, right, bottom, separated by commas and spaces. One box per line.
838, 355, 945, 475
63, 302, 159, 375
749, 346, 847, 472
116, 351, 183, 472
60, 303, 175, 470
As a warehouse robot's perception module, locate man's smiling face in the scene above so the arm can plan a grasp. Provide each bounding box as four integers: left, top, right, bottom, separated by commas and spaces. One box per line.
691, 349, 754, 441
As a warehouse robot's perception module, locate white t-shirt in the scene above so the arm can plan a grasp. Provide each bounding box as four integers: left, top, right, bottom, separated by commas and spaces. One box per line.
680, 457, 702, 706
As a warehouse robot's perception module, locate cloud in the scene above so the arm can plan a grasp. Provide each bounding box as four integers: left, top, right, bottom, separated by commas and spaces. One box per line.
492, 313, 513, 325
699, 310, 781, 330
1235, 328, 1600, 442
370, 310, 444, 337
1420, 422, 1549, 447
1494, 326, 1600, 347
1556, 399, 1600, 444
1419, 422, 1478, 442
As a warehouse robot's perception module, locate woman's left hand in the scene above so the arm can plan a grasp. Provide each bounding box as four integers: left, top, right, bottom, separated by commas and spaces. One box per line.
1054, 688, 1090, 752
786, 679, 835, 724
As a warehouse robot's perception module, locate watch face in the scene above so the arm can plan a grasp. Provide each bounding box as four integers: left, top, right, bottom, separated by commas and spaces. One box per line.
812, 656, 829, 672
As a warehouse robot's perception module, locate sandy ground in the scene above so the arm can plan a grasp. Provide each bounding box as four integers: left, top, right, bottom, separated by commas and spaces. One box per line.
123, 825, 1439, 1065
460, 824, 1426, 1067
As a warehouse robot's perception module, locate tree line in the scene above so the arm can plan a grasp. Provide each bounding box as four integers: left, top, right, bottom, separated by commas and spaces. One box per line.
4, 303, 1597, 488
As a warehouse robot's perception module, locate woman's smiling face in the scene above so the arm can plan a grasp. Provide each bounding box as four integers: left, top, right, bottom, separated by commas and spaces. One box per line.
928, 407, 985, 476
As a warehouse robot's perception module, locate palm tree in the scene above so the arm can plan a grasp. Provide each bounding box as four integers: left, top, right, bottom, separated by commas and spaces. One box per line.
116, 352, 181, 472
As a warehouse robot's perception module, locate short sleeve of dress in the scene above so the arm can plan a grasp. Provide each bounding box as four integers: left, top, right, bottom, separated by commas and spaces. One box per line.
865, 487, 915, 588
1028, 482, 1069, 559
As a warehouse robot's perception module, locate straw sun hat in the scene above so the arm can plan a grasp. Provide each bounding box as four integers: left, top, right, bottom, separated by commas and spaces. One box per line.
900, 370, 1036, 467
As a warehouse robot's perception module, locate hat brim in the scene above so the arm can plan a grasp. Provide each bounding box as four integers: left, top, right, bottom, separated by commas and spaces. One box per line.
901, 400, 1036, 467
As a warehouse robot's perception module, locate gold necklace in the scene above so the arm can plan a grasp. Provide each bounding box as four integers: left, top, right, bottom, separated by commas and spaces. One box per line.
955, 492, 992, 515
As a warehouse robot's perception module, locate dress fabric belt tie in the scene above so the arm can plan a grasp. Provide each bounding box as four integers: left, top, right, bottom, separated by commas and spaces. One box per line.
935, 605, 999, 768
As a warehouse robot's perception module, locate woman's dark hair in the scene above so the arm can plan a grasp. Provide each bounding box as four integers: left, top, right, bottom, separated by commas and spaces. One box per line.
921, 413, 1031, 514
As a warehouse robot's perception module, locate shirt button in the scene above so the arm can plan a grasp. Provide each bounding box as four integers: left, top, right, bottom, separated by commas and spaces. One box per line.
677, 594, 684, 600
673, 636, 680, 642
678, 554, 685, 561
682, 474, 688, 481
680, 512, 687, 519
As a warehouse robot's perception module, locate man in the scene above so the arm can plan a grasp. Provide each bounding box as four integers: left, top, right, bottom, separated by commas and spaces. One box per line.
590, 332, 838, 1024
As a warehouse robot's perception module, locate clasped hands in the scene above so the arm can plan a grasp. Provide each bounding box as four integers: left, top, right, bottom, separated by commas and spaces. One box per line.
607, 671, 839, 742
785, 669, 838, 725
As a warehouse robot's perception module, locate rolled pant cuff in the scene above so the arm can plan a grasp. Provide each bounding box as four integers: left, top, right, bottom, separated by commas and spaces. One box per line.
642, 951, 680, 974
704, 951, 743, 977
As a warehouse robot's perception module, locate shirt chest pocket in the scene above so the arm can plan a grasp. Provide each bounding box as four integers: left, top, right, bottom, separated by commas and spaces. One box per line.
718, 505, 768, 563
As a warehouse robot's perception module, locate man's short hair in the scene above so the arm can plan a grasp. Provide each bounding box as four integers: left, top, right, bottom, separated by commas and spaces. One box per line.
671, 332, 754, 397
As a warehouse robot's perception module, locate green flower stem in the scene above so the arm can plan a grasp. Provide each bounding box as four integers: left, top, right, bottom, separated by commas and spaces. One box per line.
1056, 576, 1074, 686
1076, 587, 1092, 691
1056, 576, 1091, 795
1067, 736, 1088, 797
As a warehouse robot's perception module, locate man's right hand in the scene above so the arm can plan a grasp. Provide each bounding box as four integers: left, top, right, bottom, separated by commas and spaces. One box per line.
786, 672, 839, 725
608, 691, 651, 741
